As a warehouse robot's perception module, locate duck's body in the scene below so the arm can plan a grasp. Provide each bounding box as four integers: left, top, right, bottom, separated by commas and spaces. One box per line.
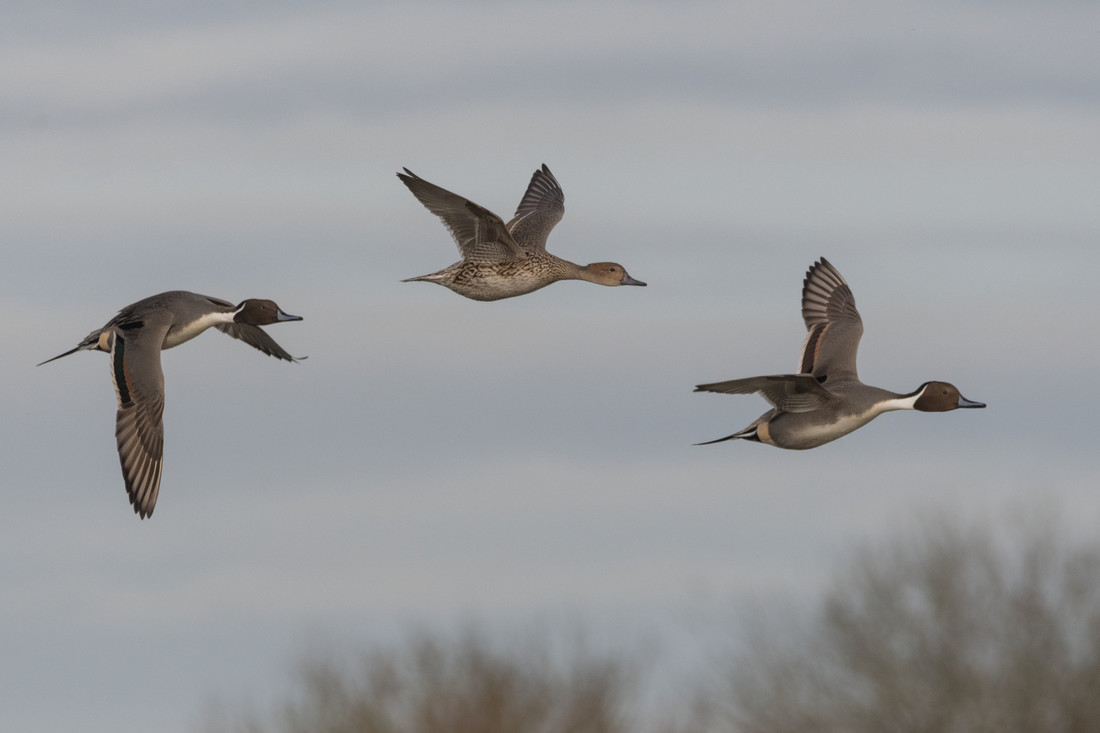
404, 250, 633, 302
695, 259, 984, 449
399, 164, 646, 301
39, 291, 302, 518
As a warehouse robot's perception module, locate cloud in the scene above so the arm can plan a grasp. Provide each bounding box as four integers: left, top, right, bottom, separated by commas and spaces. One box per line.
4, 1, 1098, 122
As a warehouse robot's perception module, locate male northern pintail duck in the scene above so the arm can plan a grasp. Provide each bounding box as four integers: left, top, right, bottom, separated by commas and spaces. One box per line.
39, 291, 303, 518
694, 258, 984, 449
398, 164, 646, 301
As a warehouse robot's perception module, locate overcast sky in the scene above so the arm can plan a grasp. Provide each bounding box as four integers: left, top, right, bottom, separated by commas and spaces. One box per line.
3, 1, 1099, 730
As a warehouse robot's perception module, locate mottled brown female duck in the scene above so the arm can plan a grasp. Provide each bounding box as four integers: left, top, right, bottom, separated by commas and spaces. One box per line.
398, 164, 646, 300
694, 258, 984, 449
39, 291, 303, 518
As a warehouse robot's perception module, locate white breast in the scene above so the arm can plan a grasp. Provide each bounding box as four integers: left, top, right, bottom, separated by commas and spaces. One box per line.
162, 312, 235, 349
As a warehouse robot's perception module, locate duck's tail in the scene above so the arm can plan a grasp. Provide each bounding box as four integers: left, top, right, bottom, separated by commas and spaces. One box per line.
694, 425, 760, 446
37, 344, 88, 366
37, 332, 104, 366
401, 272, 448, 284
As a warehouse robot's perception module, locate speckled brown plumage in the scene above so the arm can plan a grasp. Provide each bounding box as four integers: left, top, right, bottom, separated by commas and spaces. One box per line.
399, 164, 646, 301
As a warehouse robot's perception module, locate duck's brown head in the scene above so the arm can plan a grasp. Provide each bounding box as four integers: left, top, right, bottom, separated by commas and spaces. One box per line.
234, 299, 303, 325
581, 262, 646, 287
913, 381, 986, 412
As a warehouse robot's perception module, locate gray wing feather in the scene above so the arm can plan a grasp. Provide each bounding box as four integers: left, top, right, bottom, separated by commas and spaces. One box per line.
398, 169, 526, 262
215, 323, 297, 361
799, 258, 863, 381
109, 326, 168, 519
506, 164, 564, 252
694, 374, 837, 413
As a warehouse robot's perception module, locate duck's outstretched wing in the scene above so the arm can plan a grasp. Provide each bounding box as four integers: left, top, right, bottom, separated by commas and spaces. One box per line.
799, 257, 863, 383
398, 169, 526, 263
214, 323, 299, 361
506, 164, 565, 252
109, 323, 169, 519
694, 374, 837, 413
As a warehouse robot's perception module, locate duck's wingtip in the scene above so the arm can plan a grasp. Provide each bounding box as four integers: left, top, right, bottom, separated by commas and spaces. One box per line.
131, 501, 154, 520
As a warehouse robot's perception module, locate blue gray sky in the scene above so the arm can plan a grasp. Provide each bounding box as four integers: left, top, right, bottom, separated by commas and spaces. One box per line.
3, 1, 1099, 730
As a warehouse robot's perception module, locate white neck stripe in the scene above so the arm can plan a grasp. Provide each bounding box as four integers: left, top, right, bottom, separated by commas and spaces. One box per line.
877, 392, 921, 412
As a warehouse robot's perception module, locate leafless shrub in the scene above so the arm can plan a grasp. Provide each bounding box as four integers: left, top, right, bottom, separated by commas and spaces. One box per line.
708, 513, 1100, 733
201, 511, 1100, 733
202, 628, 636, 733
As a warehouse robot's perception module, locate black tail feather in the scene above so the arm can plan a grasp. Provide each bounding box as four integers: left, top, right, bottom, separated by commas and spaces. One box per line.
694, 426, 759, 446
37, 345, 85, 367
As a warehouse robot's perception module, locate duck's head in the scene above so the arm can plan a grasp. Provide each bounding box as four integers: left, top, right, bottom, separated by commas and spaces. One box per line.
234, 299, 303, 326
580, 262, 646, 287
913, 381, 986, 412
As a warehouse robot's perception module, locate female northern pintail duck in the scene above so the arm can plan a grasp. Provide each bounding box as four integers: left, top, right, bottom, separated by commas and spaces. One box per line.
694, 258, 984, 449
398, 164, 646, 301
39, 291, 303, 518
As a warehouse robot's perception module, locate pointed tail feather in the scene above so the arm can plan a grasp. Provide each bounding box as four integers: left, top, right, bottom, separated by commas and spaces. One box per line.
694, 425, 760, 446
694, 433, 742, 446
37, 345, 86, 366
